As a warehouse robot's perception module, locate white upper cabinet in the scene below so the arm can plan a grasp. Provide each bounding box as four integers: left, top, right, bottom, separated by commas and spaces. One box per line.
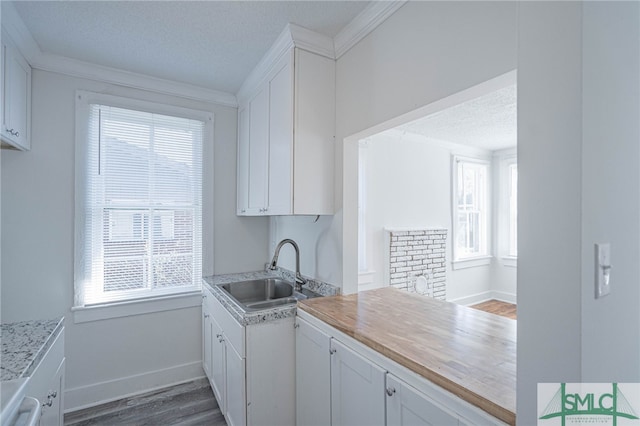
1, 29, 31, 151
237, 24, 336, 216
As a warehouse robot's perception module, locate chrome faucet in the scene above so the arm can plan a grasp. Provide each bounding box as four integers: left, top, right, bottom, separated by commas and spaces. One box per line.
269, 239, 307, 292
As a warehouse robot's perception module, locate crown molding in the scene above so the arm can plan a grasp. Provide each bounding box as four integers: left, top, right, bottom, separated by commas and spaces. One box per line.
288, 23, 335, 60
1, 2, 237, 107
334, 1, 407, 59
2, 0, 405, 107
236, 23, 335, 105
1, 1, 41, 61
32, 53, 237, 107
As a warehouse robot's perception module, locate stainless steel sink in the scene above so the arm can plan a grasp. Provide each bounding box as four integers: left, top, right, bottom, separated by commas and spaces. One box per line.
219, 278, 309, 311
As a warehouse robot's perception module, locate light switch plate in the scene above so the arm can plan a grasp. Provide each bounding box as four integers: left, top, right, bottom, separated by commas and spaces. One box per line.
595, 243, 611, 299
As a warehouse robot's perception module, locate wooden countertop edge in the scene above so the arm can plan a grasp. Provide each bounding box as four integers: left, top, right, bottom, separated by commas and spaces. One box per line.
299, 303, 516, 426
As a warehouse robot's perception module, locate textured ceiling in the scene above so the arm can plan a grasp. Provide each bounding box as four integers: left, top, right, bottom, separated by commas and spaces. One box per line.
13, 1, 369, 94
398, 85, 517, 151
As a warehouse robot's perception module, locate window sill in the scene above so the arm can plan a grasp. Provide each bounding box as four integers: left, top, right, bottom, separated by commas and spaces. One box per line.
72, 291, 202, 324
452, 256, 492, 270
501, 256, 518, 268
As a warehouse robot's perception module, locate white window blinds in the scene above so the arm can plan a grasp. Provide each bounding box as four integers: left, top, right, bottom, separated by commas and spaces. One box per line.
76, 96, 204, 306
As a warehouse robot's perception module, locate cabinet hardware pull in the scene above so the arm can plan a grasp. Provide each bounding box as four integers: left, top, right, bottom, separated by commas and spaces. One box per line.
6, 128, 19, 137
204, 314, 210, 318
218, 337, 224, 343
329, 348, 336, 355
202, 294, 207, 299
48, 391, 57, 398
386, 387, 396, 397
43, 396, 54, 407
294, 323, 299, 329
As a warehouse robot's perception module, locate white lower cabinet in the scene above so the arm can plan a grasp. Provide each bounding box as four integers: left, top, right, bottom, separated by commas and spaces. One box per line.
295, 316, 331, 426
25, 326, 65, 426
386, 373, 459, 426
330, 338, 386, 426
225, 342, 246, 426
295, 313, 505, 426
202, 286, 295, 426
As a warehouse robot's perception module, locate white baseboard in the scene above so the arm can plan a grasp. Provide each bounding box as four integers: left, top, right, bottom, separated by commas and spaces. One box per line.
64, 361, 205, 413
449, 290, 517, 306
491, 290, 517, 304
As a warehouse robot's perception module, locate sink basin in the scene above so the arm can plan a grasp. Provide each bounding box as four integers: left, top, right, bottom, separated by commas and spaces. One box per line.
218, 277, 322, 312
219, 278, 298, 311
221, 278, 294, 302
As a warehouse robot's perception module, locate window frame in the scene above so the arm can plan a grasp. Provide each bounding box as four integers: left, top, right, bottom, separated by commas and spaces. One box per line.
498, 154, 518, 267
451, 155, 491, 269
74, 91, 213, 321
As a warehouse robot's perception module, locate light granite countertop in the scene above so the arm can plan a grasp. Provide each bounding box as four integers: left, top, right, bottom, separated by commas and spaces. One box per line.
1, 317, 64, 381
203, 268, 339, 327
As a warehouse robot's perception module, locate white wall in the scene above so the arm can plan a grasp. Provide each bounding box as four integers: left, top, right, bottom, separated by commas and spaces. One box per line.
580, 2, 640, 382
273, 1, 518, 294
0, 69, 269, 409
517, 3, 640, 422
517, 2, 583, 423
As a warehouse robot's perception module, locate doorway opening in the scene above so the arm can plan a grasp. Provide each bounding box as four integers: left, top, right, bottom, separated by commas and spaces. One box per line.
343, 71, 517, 319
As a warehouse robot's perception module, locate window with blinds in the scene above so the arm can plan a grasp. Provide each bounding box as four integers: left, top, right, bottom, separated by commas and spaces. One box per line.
75, 93, 205, 306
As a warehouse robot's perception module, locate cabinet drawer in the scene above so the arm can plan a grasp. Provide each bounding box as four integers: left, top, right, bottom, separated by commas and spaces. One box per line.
210, 293, 245, 357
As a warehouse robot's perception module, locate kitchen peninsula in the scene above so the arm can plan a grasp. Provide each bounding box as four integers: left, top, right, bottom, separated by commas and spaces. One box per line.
298, 287, 516, 425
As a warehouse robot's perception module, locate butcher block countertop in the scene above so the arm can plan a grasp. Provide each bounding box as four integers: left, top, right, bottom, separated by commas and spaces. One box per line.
298, 287, 516, 425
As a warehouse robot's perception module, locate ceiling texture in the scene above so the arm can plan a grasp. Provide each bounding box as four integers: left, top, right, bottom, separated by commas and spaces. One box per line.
397, 85, 517, 151
12, 1, 369, 94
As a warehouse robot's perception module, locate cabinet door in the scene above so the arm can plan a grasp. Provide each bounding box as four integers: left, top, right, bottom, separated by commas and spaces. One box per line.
40, 358, 65, 426
236, 106, 250, 215
202, 295, 213, 381
296, 318, 331, 426
330, 339, 386, 426
225, 341, 246, 426
386, 374, 460, 426
247, 86, 269, 214
211, 317, 226, 414
266, 55, 293, 215
1, 33, 31, 151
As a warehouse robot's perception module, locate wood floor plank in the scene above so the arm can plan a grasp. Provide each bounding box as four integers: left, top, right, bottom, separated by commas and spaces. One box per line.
470, 299, 517, 320
64, 379, 226, 426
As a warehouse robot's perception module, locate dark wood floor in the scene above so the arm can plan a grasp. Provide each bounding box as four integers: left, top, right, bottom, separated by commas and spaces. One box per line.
64, 378, 226, 426
470, 299, 517, 320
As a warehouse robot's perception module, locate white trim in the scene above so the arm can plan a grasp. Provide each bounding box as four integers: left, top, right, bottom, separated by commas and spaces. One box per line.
0, 2, 41, 62
501, 256, 518, 268
452, 156, 491, 262
64, 361, 205, 412
448, 290, 516, 306
342, 71, 517, 295
2, 0, 405, 106
236, 23, 335, 105
334, 1, 408, 58
35, 53, 237, 107
71, 292, 202, 323
288, 23, 335, 60
452, 256, 492, 270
